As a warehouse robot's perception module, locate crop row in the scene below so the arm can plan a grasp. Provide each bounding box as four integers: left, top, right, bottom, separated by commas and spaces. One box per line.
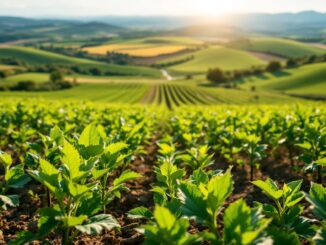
141, 83, 226, 109
0, 100, 325, 244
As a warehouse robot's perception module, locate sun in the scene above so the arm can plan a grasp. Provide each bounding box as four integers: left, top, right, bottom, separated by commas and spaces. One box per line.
196, 0, 238, 16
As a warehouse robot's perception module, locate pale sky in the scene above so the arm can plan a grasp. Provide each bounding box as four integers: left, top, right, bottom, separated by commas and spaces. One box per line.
0, 0, 325, 17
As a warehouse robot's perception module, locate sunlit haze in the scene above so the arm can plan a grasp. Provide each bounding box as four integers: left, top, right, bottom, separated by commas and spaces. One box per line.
0, 0, 326, 17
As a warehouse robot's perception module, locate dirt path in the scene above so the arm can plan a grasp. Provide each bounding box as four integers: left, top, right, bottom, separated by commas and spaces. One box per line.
161, 69, 173, 81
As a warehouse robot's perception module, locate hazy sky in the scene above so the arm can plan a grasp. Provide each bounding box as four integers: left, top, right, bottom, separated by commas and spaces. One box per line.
1, 0, 326, 17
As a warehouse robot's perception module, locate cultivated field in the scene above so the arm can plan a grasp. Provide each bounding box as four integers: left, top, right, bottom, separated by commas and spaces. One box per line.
83, 36, 201, 57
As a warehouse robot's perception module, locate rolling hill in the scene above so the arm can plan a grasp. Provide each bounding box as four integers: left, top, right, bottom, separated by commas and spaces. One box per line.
167, 46, 266, 74
240, 62, 326, 98
232, 37, 326, 58
0, 46, 161, 77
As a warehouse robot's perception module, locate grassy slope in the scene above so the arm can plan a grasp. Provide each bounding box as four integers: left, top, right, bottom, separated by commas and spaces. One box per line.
240, 62, 326, 97
0, 83, 150, 104
0, 73, 48, 84
0, 46, 97, 65
168, 46, 265, 74
0, 46, 161, 77
235, 38, 326, 58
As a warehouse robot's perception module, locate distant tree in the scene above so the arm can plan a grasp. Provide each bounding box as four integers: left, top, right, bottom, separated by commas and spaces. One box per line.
50, 69, 64, 83
266, 61, 282, 72
185, 74, 193, 80
11, 81, 37, 91
89, 68, 102, 76
0, 70, 9, 78
286, 58, 298, 68
307, 55, 317, 64
206, 68, 227, 84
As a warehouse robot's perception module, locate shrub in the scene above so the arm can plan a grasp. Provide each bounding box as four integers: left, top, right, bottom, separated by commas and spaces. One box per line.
206, 68, 227, 84
266, 61, 282, 72
11, 81, 37, 91
50, 69, 64, 83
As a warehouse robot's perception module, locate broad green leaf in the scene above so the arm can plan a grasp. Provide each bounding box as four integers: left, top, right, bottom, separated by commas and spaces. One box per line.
91, 169, 109, 180
305, 183, 326, 220
50, 126, 64, 145
154, 205, 176, 230
5, 165, 31, 189
127, 206, 153, 219
0, 152, 12, 168
68, 181, 91, 199
105, 142, 128, 155
178, 182, 210, 225
76, 214, 120, 235
206, 169, 233, 214
113, 170, 142, 186
224, 199, 270, 245
79, 124, 102, 147
28, 159, 61, 196
252, 179, 283, 200
56, 215, 88, 227
268, 227, 301, 245
315, 158, 326, 166
38, 206, 62, 237
62, 140, 83, 180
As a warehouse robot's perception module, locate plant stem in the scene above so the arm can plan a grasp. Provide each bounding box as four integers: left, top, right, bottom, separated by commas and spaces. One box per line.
317, 165, 322, 184
62, 227, 70, 245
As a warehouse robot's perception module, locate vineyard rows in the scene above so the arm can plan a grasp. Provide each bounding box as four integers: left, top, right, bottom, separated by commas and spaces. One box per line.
0, 100, 325, 244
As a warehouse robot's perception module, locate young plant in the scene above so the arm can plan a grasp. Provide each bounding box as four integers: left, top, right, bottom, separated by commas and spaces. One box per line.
178, 168, 233, 239
18, 124, 141, 244
297, 124, 326, 183
139, 205, 200, 245
153, 160, 185, 204
178, 145, 214, 171
0, 152, 30, 210
178, 169, 271, 244
252, 178, 315, 240
220, 199, 271, 245
26, 142, 120, 244
239, 133, 267, 181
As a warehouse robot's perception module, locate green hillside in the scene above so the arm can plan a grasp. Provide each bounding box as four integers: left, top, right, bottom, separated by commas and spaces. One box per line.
240, 62, 326, 97
233, 37, 326, 58
0, 46, 161, 77
0, 46, 97, 65
167, 46, 265, 74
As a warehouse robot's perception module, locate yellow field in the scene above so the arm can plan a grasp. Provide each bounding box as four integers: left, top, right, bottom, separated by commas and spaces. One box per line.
83, 44, 188, 57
